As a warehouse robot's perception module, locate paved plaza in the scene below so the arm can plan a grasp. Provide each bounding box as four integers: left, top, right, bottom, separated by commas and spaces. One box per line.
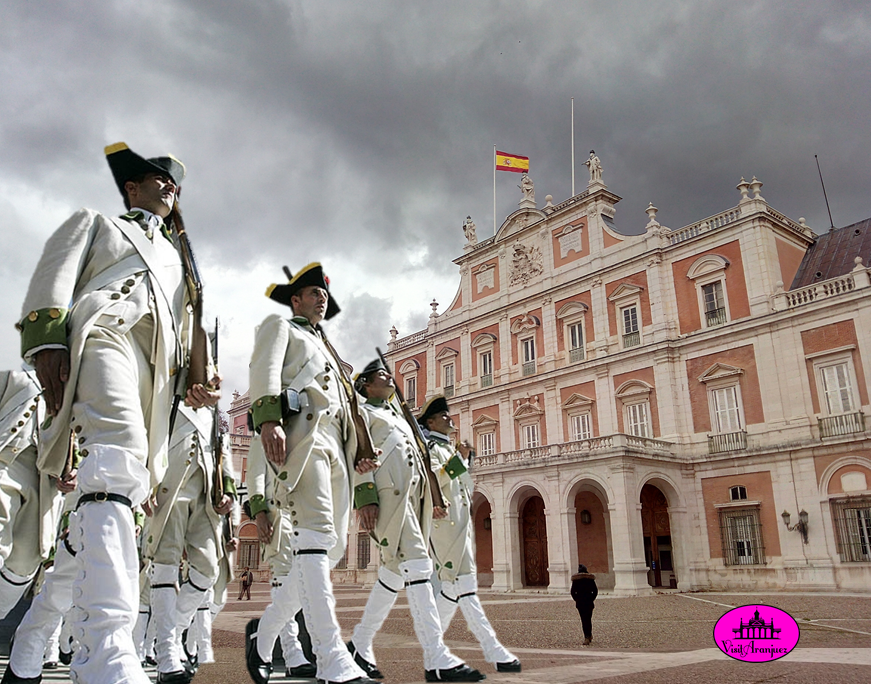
4, 584, 871, 683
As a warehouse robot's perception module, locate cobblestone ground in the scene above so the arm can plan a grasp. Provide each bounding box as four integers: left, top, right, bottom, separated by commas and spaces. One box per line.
4, 585, 871, 683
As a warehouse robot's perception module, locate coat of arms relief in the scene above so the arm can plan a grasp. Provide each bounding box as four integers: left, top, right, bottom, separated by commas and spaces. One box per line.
509, 240, 543, 285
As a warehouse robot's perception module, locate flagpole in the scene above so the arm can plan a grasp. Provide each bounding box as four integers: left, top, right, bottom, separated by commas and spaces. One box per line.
493, 145, 497, 237
571, 98, 575, 197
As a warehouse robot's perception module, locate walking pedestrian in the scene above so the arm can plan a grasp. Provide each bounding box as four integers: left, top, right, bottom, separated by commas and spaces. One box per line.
239, 567, 254, 601
570, 563, 598, 645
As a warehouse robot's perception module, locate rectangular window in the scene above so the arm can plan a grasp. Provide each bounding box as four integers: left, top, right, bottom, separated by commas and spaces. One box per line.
626, 402, 650, 437
719, 507, 764, 565
821, 362, 855, 415
711, 386, 742, 433
443, 363, 455, 398
480, 351, 493, 387
522, 423, 540, 449
702, 281, 727, 327
621, 305, 640, 347
831, 497, 871, 562
521, 337, 536, 375
568, 322, 584, 362
570, 413, 592, 441
405, 376, 417, 407
479, 432, 496, 457
357, 532, 371, 569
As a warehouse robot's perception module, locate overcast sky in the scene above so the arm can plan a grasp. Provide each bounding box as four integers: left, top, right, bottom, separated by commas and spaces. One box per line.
2, 0, 869, 404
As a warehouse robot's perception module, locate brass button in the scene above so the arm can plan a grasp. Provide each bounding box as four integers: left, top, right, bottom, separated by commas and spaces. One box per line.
118, 318, 125, 325
81, 449, 89, 457
185, 459, 192, 465
111, 293, 121, 300
322, 385, 329, 390
169, 367, 177, 376
393, 489, 400, 496
27, 311, 38, 322
125, 279, 135, 286
288, 501, 294, 506
367, 483, 374, 489
324, 375, 331, 382
49, 308, 61, 319
74, 425, 82, 433
306, 413, 313, 420
10, 427, 16, 433
256, 399, 263, 407
161, 487, 168, 493
17, 421, 24, 427
121, 286, 130, 294
291, 510, 297, 517
278, 471, 288, 480
23, 412, 30, 418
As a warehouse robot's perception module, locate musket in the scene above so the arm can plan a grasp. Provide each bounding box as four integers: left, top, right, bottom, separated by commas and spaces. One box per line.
60, 428, 77, 481
376, 347, 446, 510
211, 318, 225, 507
168, 202, 212, 436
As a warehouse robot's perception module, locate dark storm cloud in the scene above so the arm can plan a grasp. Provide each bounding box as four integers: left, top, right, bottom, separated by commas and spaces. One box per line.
2, 0, 870, 383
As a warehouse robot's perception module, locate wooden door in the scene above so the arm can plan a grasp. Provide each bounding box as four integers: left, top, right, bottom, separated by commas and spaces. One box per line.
521, 496, 549, 586
640, 484, 670, 587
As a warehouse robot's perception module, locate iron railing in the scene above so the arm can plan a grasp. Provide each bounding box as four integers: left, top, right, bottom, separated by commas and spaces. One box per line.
819, 412, 865, 438
623, 331, 640, 348
705, 307, 727, 327
522, 361, 536, 376
708, 430, 747, 454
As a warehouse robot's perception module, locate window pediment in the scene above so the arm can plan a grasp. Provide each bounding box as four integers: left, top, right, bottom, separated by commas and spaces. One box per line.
399, 359, 420, 374
563, 392, 594, 409
435, 347, 459, 361
513, 396, 544, 419
472, 333, 498, 348
608, 283, 644, 303
472, 413, 498, 429
556, 301, 589, 319
615, 379, 653, 399
687, 254, 730, 280
698, 362, 743, 383
510, 313, 541, 334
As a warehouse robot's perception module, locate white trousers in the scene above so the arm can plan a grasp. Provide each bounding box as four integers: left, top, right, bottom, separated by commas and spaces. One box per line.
8, 539, 76, 678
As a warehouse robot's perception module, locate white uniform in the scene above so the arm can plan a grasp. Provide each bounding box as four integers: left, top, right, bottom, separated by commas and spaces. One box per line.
0, 368, 54, 617
19, 207, 189, 684
350, 399, 462, 672
248, 314, 365, 683
429, 433, 517, 666
143, 405, 229, 675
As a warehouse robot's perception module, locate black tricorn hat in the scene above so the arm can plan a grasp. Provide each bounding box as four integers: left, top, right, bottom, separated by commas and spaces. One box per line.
265, 262, 340, 320
354, 358, 389, 393
417, 395, 450, 427
105, 142, 186, 197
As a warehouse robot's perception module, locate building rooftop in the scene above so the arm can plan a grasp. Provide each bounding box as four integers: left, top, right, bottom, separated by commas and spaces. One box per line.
791, 216, 871, 289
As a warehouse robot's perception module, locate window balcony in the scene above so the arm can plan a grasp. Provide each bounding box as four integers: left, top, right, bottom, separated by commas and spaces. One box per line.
480, 374, 493, 388
622, 331, 640, 348
708, 430, 747, 454
819, 411, 866, 438
705, 307, 727, 327
569, 347, 585, 363
444, 385, 454, 399
522, 361, 536, 376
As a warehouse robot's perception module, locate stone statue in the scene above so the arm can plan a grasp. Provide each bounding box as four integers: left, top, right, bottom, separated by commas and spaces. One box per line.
585, 150, 602, 183
463, 215, 477, 245
519, 173, 535, 203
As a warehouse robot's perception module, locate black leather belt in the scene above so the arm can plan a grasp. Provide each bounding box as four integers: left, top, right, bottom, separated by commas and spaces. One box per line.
76, 492, 132, 509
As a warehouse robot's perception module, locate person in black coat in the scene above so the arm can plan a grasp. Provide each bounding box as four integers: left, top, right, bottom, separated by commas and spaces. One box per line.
570, 564, 598, 645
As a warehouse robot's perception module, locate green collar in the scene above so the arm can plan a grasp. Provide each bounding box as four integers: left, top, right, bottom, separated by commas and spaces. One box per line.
121, 210, 173, 243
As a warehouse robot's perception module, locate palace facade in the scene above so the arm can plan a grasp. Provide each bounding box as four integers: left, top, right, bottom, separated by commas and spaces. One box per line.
383, 171, 871, 596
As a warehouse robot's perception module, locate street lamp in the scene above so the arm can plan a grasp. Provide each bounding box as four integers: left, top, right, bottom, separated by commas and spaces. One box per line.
781, 509, 809, 544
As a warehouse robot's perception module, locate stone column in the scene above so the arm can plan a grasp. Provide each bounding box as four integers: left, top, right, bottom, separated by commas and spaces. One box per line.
608, 462, 654, 596
489, 478, 512, 591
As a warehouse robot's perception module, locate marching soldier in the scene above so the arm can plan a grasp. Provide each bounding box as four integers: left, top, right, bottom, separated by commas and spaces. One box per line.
143, 404, 235, 683
244, 416, 316, 682
348, 360, 485, 683
246, 263, 378, 684
0, 368, 56, 617
419, 396, 521, 675
13, 142, 219, 684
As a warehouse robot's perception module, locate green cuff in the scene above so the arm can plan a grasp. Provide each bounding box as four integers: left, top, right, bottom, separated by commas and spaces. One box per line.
248, 494, 269, 518
19, 307, 69, 357
223, 475, 237, 497
354, 482, 380, 509
445, 453, 468, 479
251, 395, 282, 431
133, 510, 146, 529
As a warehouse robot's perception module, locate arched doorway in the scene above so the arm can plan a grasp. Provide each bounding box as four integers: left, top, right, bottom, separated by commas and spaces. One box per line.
472, 495, 494, 587
574, 490, 611, 585
640, 484, 673, 587
520, 496, 549, 587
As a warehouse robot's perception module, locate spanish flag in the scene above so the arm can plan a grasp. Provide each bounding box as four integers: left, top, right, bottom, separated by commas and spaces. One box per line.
495, 150, 529, 173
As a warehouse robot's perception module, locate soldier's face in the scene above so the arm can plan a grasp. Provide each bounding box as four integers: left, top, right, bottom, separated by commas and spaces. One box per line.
427, 410, 453, 435
364, 369, 394, 400
291, 286, 329, 325
125, 172, 176, 218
